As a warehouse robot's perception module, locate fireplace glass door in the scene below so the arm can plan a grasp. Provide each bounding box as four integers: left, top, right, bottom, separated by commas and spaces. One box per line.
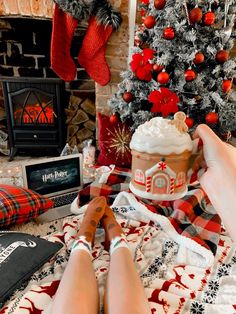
2, 77, 65, 160
12, 90, 55, 126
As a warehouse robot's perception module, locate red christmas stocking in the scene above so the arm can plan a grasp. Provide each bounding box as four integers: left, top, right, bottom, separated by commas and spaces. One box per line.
51, 4, 78, 82
78, 16, 113, 86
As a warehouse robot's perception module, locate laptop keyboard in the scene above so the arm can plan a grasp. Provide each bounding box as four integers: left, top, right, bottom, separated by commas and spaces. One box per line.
51, 192, 78, 208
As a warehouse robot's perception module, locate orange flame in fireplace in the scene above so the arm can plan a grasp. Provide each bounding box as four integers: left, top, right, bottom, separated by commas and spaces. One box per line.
14, 102, 54, 124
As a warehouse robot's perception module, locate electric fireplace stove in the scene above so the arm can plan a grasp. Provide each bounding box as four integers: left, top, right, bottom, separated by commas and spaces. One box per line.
2, 77, 66, 160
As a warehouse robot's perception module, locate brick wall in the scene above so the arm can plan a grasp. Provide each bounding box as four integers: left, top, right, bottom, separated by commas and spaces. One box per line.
0, 19, 54, 78
0, 0, 53, 19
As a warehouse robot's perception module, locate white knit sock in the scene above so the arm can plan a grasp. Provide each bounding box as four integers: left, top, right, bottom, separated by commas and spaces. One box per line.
110, 234, 129, 256
71, 236, 92, 258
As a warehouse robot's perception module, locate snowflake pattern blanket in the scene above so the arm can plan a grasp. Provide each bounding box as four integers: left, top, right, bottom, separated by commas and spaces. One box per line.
1, 190, 236, 314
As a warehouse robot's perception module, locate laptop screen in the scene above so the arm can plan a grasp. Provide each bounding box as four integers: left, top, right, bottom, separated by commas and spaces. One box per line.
24, 155, 82, 196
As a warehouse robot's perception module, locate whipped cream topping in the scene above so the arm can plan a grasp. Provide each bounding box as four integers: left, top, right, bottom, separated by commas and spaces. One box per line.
130, 117, 193, 154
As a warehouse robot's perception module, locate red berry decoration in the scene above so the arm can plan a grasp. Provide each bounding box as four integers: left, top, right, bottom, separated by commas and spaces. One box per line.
185, 117, 194, 128
123, 92, 133, 103
144, 16, 156, 29
204, 11, 215, 25
157, 71, 169, 84
216, 50, 229, 63
193, 52, 205, 65
163, 27, 175, 40
154, 0, 166, 10
222, 80, 232, 93
153, 64, 164, 72
205, 112, 219, 124
185, 69, 197, 82
189, 7, 203, 24
109, 114, 119, 124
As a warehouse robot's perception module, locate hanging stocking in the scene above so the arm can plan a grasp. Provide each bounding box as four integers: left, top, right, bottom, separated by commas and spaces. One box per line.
78, 2, 122, 86
51, 4, 78, 82
78, 17, 113, 86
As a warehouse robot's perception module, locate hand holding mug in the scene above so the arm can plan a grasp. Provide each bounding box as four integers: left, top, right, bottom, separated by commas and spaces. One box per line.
193, 124, 236, 241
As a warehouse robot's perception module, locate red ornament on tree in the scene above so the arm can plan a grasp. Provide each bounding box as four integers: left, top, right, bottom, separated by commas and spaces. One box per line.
153, 64, 164, 72
163, 27, 175, 40
157, 71, 169, 84
185, 69, 197, 82
109, 114, 119, 124
193, 52, 205, 64
154, 0, 166, 10
216, 50, 229, 63
144, 16, 156, 29
185, 117, 194, 128
205, 112, 219, 124
204, 11, 215, 25
189, 7, 203, 24
222, 80, 232, 93
123, 92, 133, 103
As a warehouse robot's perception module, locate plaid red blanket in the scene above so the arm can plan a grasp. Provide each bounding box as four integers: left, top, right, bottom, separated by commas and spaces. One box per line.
78, 167, 131, 206
78, 167, 221, 264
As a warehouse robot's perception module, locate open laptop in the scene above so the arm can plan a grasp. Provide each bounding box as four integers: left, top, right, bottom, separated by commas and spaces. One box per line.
22, 154, 83, 222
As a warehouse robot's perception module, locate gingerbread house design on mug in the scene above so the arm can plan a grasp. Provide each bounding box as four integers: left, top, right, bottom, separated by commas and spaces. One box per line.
129, 113, 193, 201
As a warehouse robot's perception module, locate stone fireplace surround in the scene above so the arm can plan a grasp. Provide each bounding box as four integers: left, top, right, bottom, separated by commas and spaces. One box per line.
0, 0, 130, 158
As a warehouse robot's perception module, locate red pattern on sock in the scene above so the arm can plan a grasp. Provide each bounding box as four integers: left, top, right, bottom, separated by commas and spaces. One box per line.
77, 196, 107, 245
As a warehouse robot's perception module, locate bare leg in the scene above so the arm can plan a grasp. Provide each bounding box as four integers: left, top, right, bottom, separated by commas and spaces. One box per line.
51, 250, 99, 314
52, 196, 107, 314
102, 207, 150, 314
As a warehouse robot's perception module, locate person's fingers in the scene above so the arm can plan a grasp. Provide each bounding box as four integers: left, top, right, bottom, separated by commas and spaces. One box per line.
192, 124, 222, 146
192, 124, 226, 166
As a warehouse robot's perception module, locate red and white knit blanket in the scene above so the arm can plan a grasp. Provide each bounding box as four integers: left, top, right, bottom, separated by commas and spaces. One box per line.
2, 168, 236, 313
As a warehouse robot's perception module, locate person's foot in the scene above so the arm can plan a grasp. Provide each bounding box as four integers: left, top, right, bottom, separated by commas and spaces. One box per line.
101, 206, 124, 250
76, 196, 107, 245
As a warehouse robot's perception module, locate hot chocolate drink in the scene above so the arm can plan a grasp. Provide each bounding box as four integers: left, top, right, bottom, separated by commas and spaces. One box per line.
129, 112, 193, 201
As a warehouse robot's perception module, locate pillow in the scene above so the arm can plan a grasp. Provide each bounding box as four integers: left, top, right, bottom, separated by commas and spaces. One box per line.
0, 184, 54, 228
96, 113, 132, 167
0, 231, 63, 307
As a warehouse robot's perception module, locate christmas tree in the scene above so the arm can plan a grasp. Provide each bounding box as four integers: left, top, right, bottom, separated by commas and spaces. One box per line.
108, 0, 236, 136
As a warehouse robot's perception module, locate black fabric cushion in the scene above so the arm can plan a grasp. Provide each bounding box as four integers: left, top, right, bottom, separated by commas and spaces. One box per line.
0, 231, 63, 307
